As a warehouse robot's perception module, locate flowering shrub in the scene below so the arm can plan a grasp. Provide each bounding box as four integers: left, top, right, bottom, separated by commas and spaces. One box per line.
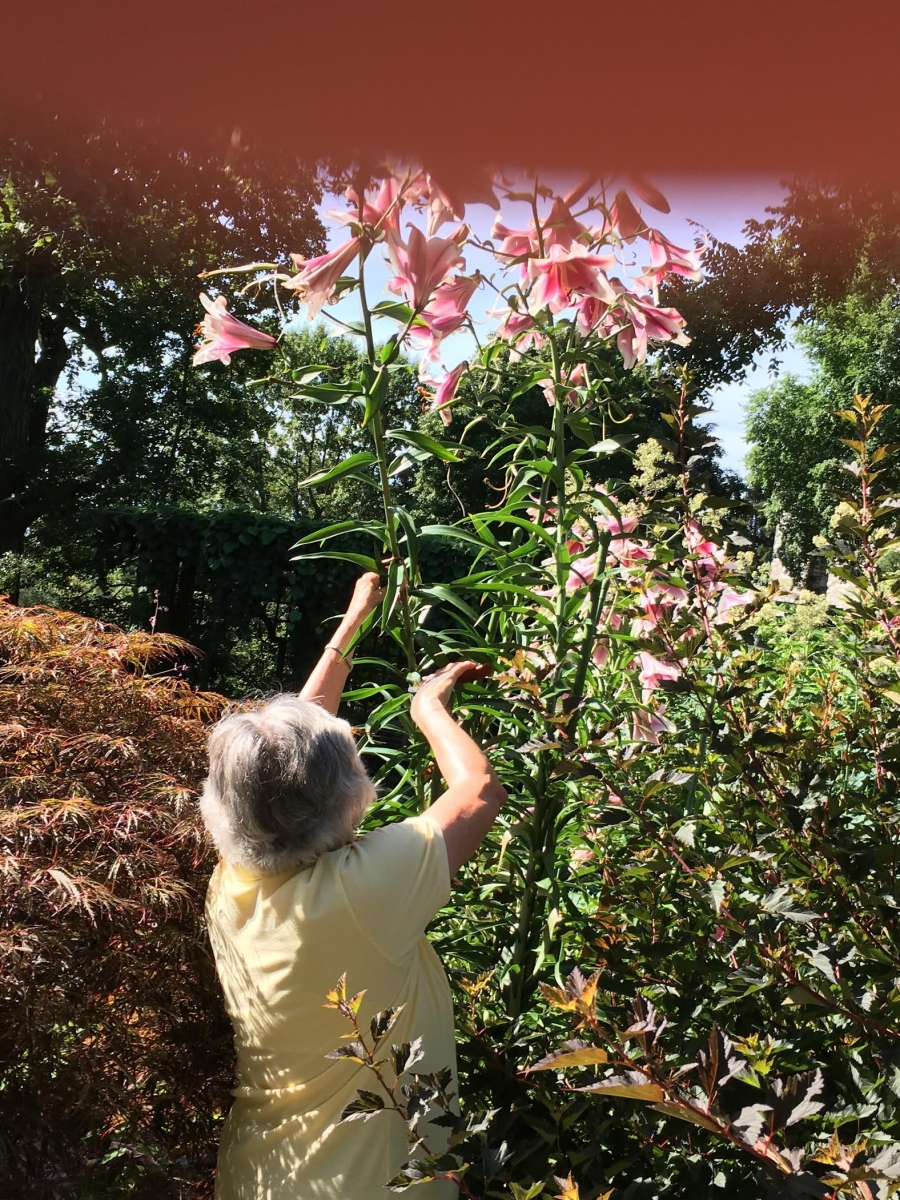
194, 165, 900, 1197
8, 164, 900, 1199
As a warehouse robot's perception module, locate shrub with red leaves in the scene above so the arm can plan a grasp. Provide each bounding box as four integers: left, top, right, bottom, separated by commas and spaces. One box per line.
0, 599, 233, 1198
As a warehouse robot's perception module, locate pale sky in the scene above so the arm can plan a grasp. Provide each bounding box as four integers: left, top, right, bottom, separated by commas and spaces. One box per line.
313, 174, 810, 478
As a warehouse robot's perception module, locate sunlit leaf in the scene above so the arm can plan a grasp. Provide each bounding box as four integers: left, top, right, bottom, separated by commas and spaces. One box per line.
578, 1071, 665, 1102
528, 1040, 609, 1072
298, 452, 377, 488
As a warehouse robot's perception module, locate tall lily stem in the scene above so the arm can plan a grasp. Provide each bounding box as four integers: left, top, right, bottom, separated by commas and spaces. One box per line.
506, 332, 573, 1018
357, 240, 418, 675
550, 336, 570, 664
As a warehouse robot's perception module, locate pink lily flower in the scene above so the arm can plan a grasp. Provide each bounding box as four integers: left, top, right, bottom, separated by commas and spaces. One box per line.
574, 294, 613, 336
633, 583, 689, 633
570, 847, 596, 867
565, 548, 598, 593
638, 652, 683, 691
624, 172, 671, 214
416, 272, 480, 338
563, 177, 597, 208
715, 586, 754, 620
386, 224, 467, 312
631, 705, 676, 745
643, 582, 690, 608
631, 615, 657, 637
491, 196, 588, 268
639, 230, 704, 288
685, 520, 726, 561
282, 236, 362, 317
592, 642, 610, 667
327, 176, 403, 234
542, 196, 590, 251
492, 306, 547, 359
614, 295, 691, 368
615, 317, 646, 370
685, 528, 728, 588
419, 360, 467, 425
538, 378, 555, 407
526, 497, 558, 524
528, 242, 617, 315
610, 189, 647, 243
599, 511, 640, 538
410, 169, 498, 234
592, 610, 622, 666
609, 538, 653, 569
592, 489, 643, 537
192, 293, 278, 366
540, 362, 587, 407
420, 176, 465, 236
490, 217, 535, 263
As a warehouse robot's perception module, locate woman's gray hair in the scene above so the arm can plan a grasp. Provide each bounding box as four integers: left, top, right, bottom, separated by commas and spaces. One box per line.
199, 695, 376, 874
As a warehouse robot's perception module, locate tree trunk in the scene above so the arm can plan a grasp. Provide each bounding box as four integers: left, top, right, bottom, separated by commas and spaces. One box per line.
0, 279, 71, 552
0, 281, 44, 470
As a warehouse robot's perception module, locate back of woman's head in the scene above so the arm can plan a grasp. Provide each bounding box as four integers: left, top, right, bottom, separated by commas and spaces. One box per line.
200, 696, 375, 874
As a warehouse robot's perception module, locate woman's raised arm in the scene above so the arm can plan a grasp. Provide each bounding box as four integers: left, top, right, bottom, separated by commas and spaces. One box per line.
298, 572, 385, 715
411, 661, 507, 877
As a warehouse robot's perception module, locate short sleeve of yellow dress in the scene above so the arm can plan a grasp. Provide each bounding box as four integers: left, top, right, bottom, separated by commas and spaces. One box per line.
204, 812, 459, 1200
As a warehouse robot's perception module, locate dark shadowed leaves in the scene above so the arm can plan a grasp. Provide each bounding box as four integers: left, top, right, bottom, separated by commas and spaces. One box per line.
651, 1100, 722, 1133
370, 1005, 404, 1045
392, 1038, 425, 1078
325, 1040, 368, 1064
696, 1025, 746, 1097
340, 1090, 386, 1123
767, 1070, 825, 1130
730, 1104, 773, 1147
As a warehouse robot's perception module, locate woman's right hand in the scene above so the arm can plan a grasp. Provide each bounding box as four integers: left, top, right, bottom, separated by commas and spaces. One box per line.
410, 660, 491, 728
347, 572, 387, 621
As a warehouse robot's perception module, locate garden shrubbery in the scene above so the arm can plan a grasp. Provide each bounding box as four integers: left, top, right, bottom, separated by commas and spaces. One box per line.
0, 604, 232, 1196
6, 162, 900, 1200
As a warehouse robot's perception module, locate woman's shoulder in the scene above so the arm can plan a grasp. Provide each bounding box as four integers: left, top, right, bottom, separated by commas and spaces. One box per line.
342, 813, 443, 859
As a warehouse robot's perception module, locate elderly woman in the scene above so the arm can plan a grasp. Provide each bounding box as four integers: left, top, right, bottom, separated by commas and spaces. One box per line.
200, 573, 507, 1199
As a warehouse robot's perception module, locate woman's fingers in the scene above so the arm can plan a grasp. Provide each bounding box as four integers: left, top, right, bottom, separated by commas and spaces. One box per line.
418, 661, 491, 689
455, 662, 492, 684
351, 572, 387, 616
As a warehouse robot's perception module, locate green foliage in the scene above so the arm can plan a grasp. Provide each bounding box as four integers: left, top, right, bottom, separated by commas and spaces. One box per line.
745, 374, 844, 573
410, 348, 741, 528
747, 293, 900, 571
0, 125, 325, 547
10, 322, 427, 693
680, 177, 900, 576
12, 384, 900, 1200
328, 392, 900, 1200
4, 505, 473, 698
12, 160, 900, 1200
427, 394, 900, 1198
671, 177, 900, 389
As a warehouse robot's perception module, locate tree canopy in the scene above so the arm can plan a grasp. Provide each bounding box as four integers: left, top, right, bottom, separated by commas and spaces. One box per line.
0, 125, 324, 549
746, 290, 900, 570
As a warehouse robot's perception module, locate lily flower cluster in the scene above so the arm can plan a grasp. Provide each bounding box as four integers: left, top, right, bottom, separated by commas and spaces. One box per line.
192, 166, 703, 423
488, 180, 700, 371
538, 492, 754, 745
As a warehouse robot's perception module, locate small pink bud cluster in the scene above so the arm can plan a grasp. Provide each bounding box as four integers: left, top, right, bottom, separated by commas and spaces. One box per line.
535, 491, 754, 745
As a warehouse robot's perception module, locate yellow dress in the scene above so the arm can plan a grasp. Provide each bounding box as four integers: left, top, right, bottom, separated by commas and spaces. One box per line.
205, 813, 459, 1200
